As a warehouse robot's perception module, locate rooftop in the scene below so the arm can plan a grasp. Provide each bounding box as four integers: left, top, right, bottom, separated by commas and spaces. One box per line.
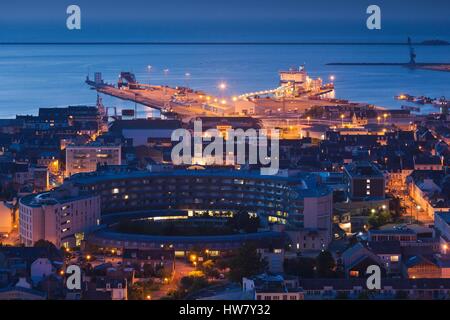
344, 161, 384, 178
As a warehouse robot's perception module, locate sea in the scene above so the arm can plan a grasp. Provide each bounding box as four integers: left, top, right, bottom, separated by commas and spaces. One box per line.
0, 43, 450, 118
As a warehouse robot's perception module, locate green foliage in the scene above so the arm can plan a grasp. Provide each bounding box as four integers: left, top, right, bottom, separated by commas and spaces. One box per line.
227, 210, 260, 233
227, 243, 267, 282
283, 257, 316, 278
34, 239, 58, 251
200, 259, 220, 278
316, 250, 336, 278
368, 210, 392, 228
128, 280, 160, 300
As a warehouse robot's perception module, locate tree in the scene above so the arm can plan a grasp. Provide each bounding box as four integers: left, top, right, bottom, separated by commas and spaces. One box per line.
316, 250, 336, 278
178, 272, 208, 295
200, 260, 220, 278
34, 239, 57, 251
227, 243, 267, 282
368, 210, 391, 228
227, 210, 260, 233
283, 257, 316, 278
128, 280, 159, 300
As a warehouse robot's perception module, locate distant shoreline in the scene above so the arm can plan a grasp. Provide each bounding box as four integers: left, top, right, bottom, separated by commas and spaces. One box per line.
327, 62, 450, 73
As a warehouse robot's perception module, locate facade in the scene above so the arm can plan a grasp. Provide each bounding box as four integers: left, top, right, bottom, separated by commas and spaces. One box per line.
403, 255, 443, 279
109, 119, 182, 146
368, 228, 418, 243
0, 201, 13, 234
52, 167, 335, 253
299, 278, 450, 300
343, 161, 385, 201
435, 212, 450, 254
407, 170, 450, 219
122, 248, 175, 274
287, 186, 333, 251
67, 168, 302, 224
65, 144, 121, 176
243, 274, 303, 301
19, 185, 101, 247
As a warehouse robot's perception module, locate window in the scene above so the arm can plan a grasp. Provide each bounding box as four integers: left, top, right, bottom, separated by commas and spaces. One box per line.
349, 270, 359, 277
390, 255, 399, 262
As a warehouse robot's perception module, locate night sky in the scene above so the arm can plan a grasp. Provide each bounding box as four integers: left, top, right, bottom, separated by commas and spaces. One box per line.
0, 0, 449, 42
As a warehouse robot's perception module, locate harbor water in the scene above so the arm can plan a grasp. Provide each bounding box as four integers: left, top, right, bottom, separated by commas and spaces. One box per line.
0, 44, 449, 118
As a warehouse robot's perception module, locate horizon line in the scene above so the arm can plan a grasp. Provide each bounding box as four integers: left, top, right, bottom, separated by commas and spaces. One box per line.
0, 41, 449, 46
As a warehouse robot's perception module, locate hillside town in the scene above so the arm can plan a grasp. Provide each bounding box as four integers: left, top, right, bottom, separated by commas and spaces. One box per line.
0, 66, 449, 301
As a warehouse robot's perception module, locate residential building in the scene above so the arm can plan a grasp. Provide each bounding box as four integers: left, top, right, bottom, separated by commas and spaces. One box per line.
19, 184, 101, 247
343, 161, 385, 201
65, 143, 121, 176
242, 274, 303, 301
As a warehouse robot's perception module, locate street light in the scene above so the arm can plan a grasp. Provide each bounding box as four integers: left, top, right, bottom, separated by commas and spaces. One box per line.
329, 75, 335, 82
307, 116, 311, 125
147, 65, 152, 85
185, 72, 191, 99
340, 114, 345, 126
218, 82, 227, 102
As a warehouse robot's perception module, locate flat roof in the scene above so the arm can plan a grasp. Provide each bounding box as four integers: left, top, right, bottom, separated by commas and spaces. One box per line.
69, 169, 300, 185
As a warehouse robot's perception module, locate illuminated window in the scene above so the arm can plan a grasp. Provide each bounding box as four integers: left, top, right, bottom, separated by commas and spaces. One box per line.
349, 270, 359, 277
112, 188, 119, 194
366, 179, 371, 183
390, 255, 399, 262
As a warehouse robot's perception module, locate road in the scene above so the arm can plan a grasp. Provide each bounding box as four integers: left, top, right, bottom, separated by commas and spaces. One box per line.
389, 187, 434, 225
151, 260, 195, 300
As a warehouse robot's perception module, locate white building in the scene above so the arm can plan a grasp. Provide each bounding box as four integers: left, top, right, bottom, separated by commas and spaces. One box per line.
65, 144, 121, 176
242, 274, 303, 301
31, 258, 54, 284
19, 185, 101, 248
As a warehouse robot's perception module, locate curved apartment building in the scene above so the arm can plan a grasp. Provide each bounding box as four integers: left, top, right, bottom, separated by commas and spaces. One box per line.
68, 168, 304, 225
